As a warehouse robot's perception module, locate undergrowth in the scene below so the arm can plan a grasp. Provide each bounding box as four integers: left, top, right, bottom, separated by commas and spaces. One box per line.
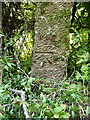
0, 71, 89, 119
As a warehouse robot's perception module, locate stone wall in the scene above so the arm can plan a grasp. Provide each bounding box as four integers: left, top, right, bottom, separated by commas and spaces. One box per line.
31, 2, 72, 81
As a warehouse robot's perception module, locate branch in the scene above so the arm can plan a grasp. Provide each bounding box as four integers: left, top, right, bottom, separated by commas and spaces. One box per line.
17, 67, 29, 78
8, 88, 30, 119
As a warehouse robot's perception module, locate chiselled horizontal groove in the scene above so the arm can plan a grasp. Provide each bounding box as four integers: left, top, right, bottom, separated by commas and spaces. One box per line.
35, 52, 54, 54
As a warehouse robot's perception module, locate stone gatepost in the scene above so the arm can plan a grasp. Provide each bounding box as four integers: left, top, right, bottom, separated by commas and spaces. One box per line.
31, 2, 72, 82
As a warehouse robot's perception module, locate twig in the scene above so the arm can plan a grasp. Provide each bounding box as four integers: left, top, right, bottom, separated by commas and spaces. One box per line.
8, 88, 30, 119
17, 67, 29, 78
4, 100, 21, 107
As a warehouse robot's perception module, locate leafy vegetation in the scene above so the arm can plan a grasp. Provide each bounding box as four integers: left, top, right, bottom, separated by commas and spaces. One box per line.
0, 2, 90, 119
0, 75, 89, 119
68, 2, 90, 86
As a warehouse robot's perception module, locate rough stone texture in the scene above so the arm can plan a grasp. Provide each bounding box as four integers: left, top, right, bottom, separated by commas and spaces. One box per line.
31, 2, 72, 81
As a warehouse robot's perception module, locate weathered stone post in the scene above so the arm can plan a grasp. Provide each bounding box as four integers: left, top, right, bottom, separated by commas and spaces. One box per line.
31, 2, 72, 82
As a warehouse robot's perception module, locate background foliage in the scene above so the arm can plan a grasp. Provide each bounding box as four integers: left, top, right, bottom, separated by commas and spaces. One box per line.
0, 2, 90, 119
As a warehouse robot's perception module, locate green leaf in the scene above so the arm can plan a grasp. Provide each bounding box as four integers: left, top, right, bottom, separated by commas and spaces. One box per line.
62, 82, 69, 88
10, 63, 16, 66
0, 33, 4, 37
60, 112, 70, 118
54, 107, 63, 113
69, 29, 75, 33
71, 94, 77, 99
53, 114, 59, 118
4, 65, 8, 70
0, 106, 4, 111
20, 26, 24, 31
76, 59, 84, 64
10, 109, 13, 116
0, 59, 5, 64
72, 111, 75, 118
76, 71, 81, 80
0, 90, 5, 93
4, 93, 10, 98
86, 106, 90, 115
7, 63, 12, 67
42, 97, 47, 103
43, 88, 57, 93
0, 113, 5, 118
60, 104, 66, 110
28, 77, 35, 85
25, 87, 28, 91
44, 110, 53, 117
75, 38, 80, 43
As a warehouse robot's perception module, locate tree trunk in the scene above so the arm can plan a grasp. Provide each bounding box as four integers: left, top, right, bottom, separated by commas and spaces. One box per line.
0, 2, 2, 84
